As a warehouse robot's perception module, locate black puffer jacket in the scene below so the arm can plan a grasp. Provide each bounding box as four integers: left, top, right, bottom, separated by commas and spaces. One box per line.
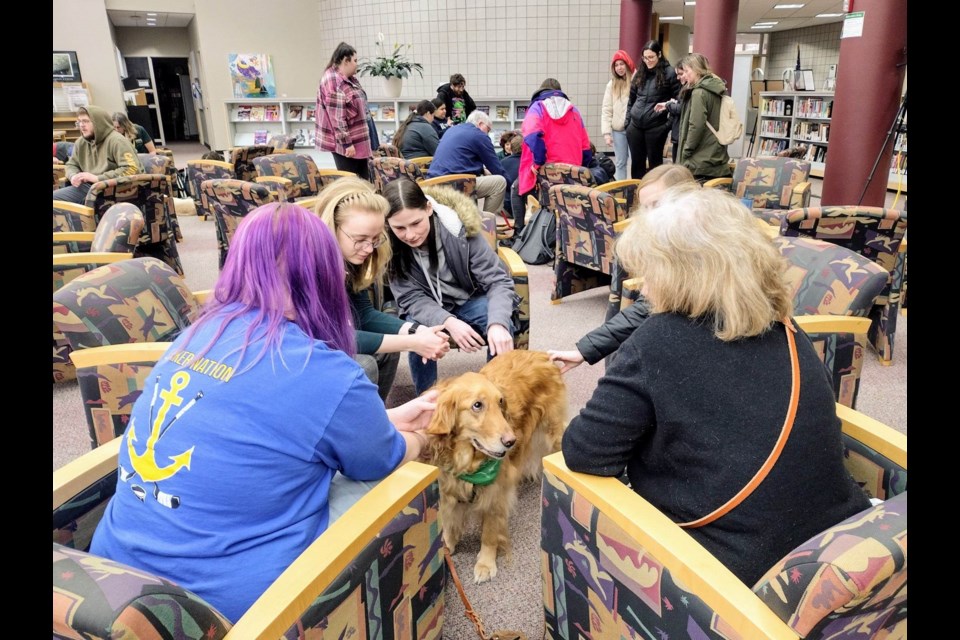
625, 64, 680, 130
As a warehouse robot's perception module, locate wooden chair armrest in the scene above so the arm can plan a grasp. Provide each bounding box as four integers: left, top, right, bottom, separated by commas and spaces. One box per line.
53, 201, 96, 217
226, 462, 439, 638
898, 238, 907, 253
186, 159, 234, 172
498, 246, 528, 278
836, 404, 907, 469
255, 176, 293, 187
295, 196, 319, 211
791, 181, 811, 195
543, 453, 797, 639
53, 252, 133, 266
613, 219, 631, 235
595, 178, 643, 193
703, 177, 733, 190
68, 342, 172, 369
53, 232, 96, 243
418, 173, 477, 187
192, 289, 213, 304
53, 438, 121, 511
793, 315, 871, 335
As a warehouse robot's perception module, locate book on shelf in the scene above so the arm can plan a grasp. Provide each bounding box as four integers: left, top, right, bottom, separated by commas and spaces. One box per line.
382, 129, 396, 143
294, 127, 315, 147
236, 105, 252, 121
476, 105, 490, 115
264, 104, 280, 121
304, 106, 316, 121
495, 105, 510, 121
253, 129, 268, 145
368, 104, 380, 119
381, 106, 396, 120
515, 105, 527, 119
249, 105, 266, 121
286, 104, 304, 121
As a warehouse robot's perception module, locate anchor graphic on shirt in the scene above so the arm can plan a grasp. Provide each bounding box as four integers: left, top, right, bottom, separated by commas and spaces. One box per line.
128, 371, 196, 483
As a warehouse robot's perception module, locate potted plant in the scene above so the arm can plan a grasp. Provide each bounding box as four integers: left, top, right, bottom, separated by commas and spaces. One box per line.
357, 34, 423, 98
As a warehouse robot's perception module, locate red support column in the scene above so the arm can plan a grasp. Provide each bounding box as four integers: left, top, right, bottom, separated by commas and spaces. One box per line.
691, 0, 739, 90
620, 0, 653, 68
821, 0, 907, 206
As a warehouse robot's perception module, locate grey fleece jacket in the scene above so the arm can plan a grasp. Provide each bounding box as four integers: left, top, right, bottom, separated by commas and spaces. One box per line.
388, 186, 516, 331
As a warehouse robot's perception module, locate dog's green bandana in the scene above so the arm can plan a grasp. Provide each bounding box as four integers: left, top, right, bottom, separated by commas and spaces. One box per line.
457, 457, 503, 486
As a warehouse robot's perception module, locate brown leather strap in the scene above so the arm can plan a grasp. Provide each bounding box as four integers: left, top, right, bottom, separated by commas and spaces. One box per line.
442, 545, 528, 640
679, 320, 800, 529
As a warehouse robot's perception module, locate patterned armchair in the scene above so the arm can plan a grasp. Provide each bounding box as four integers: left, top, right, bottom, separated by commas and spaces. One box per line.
53, 201, 97, 254
252, 152, 323, 201
318, 168, 358, 188
267, 133, 297, 151
408, 155, 433, 173
226, 144, 275, 182
418, 173, 478, 200
781, 206, 907, 365
83, 174, 184, 274
53, 163, 66, 189
53, 441, 445, 639
541, 403, 906, 639
595, 178, 643, 218
374, 142, 401, 157
200, 178, 276, 269
371, 156, 424, 193
550, 184, 627, 304
705, 156, 812, 226
52, 257, 201, 390
185, 158, 234, 221
138, 153, 183, 241
536, 162, 596, 211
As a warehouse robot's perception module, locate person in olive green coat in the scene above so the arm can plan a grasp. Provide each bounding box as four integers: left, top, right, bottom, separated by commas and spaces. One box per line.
676, 53, 732, 181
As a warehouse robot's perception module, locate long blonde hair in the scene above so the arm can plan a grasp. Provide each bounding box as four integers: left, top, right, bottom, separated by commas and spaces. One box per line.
111, 112, 138, 141
314, 177, 392, 292
616, 186, 792, 340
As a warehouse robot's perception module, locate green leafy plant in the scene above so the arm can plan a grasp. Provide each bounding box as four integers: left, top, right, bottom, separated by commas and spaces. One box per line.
357, 41, 424, 80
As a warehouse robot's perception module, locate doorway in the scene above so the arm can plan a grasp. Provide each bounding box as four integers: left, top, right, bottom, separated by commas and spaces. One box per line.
152, 57, 199, 142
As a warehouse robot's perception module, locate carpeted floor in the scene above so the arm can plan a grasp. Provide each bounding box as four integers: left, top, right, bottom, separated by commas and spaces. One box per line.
53, 174, 907, 638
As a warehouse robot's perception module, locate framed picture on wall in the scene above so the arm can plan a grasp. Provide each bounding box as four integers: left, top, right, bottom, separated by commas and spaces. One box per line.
801, 69, 815, 91
53, 51, 82, 82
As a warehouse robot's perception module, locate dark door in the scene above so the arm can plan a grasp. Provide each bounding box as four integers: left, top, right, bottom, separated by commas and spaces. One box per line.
153, 57, 197, 142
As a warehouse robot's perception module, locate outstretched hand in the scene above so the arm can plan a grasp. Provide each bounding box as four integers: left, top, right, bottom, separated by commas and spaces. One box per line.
548, 349, 585, 374
388, 389, 439, 432
443, 317, 485, 353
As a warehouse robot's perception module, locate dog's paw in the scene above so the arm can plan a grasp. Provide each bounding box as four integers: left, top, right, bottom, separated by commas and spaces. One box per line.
473, 559, 498, 584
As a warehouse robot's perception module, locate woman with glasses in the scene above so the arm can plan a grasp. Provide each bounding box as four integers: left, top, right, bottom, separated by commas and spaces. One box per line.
625, 40, 680, 179
383, 178, 517, 396
315, 177, 451, 401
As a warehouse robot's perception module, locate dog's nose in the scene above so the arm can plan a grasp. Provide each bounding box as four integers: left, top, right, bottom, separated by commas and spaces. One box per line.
501, 435, 516, 448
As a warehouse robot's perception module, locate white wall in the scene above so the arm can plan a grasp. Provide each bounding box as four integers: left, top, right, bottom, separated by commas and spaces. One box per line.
53, 0, 126, 114
115, 27, 192, 57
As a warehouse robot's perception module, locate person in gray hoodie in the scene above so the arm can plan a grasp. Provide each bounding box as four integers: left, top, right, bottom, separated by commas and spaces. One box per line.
383, 178, 516, 395
396, 100, 440, 159
675, 53, 732, 181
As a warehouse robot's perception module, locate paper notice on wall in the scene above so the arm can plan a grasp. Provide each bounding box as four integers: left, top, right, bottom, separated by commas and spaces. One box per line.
841, 11, 864, 38
64, 84, 90, 110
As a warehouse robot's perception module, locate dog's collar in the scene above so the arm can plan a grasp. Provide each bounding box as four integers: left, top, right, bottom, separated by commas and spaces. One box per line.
457, 457, 503, 486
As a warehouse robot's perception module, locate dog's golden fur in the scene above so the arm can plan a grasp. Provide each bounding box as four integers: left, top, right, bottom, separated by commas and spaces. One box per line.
422, 350, 567, 583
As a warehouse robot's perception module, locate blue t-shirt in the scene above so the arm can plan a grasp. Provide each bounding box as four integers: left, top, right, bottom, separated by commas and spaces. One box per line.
90, 308, 406, 623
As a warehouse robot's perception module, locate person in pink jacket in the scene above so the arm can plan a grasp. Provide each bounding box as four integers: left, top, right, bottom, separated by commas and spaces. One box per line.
508, 79, 592, 238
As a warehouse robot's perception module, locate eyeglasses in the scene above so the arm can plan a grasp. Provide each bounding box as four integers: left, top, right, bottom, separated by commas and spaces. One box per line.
75, 119, 93, 128
340, 228, 385, 251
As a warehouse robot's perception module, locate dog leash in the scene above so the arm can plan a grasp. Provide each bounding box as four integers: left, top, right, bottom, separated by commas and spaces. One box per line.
442, 545, 528, 640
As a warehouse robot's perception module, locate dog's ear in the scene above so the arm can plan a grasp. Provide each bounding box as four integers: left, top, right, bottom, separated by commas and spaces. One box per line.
425, 384, 456, 436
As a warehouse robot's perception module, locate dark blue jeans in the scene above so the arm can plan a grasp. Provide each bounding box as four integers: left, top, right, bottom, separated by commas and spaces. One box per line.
407, 295, 514, 395
53, 182, 91, 204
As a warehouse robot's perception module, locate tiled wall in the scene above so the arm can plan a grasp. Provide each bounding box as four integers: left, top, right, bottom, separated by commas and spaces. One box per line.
766, 23, 842, 92
319, 0, 622, 144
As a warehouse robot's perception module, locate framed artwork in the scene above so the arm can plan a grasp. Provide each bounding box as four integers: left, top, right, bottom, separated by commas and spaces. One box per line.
800, 69, 816, 91
53, 51, 82, 82
227, 53, 276, 98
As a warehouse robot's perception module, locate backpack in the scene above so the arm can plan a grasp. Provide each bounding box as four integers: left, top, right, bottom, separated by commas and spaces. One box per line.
706, 94, 744, 145
511, 207, 556, 266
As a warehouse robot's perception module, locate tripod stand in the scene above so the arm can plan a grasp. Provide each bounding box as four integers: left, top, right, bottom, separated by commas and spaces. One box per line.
858, 92, 907, 205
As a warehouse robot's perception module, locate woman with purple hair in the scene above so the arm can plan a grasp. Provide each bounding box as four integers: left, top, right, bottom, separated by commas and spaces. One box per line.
90, 202, 438, 624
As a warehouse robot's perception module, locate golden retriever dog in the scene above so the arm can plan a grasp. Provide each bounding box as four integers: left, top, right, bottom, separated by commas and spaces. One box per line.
422, 350, 567, 583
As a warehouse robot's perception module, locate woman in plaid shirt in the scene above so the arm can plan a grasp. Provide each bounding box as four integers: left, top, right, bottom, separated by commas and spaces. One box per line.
317, 42, 372, 180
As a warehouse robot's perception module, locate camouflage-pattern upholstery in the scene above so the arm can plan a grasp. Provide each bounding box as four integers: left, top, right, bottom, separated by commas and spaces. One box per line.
53, 445, 445, 639
596, 178, 642, 218
252, 152, 322, 201
721, 156, 812, 225
138, 154, 183, 242
76, 352, 165, 447
781, 206, 907, 364
550, 184, 625, 303
774, 236, 889, 408
53, 201, 96, 233
375, 143, 401, 157
200, 179, 276, 269
419, 174, 478, 201
541, 420, 907, 640
371, 156, 423, 193
318, 168, 357, 188
267, 133, 297, 151
536, 162, 596, 211
53, 164, 66, 189
53, 257, 199, 356
227, 144, 275, 183
53, 544, 233, 639
84, 174, 184, 274
186, 159, 234, 221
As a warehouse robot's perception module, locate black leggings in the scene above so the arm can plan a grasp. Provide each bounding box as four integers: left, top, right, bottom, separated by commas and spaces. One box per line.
626, 122, 671, 180
333, 153, 371, 181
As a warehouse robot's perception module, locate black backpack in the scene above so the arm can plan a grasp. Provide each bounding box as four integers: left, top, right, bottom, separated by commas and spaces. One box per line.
511, 207, 556, 265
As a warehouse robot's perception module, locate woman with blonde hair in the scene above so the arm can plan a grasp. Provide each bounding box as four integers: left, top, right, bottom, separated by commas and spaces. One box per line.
601, 50, 636, 181
675, 53, 732, 181
315, 177, 450, 401
562, 186, 870, 586
112, 111, 156, 154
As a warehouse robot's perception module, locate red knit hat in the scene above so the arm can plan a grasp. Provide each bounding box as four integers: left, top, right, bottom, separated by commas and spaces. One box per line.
611, 50, 636, 74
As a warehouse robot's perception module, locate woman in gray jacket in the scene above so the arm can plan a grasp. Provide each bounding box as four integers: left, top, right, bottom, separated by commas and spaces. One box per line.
396, 100, 440, 160
625, 40, 680, 179
384, 178, 516, 394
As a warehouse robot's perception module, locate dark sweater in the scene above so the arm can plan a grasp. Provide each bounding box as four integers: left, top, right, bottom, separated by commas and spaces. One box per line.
350, 287, 403, 354
562, 313, 870, 586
